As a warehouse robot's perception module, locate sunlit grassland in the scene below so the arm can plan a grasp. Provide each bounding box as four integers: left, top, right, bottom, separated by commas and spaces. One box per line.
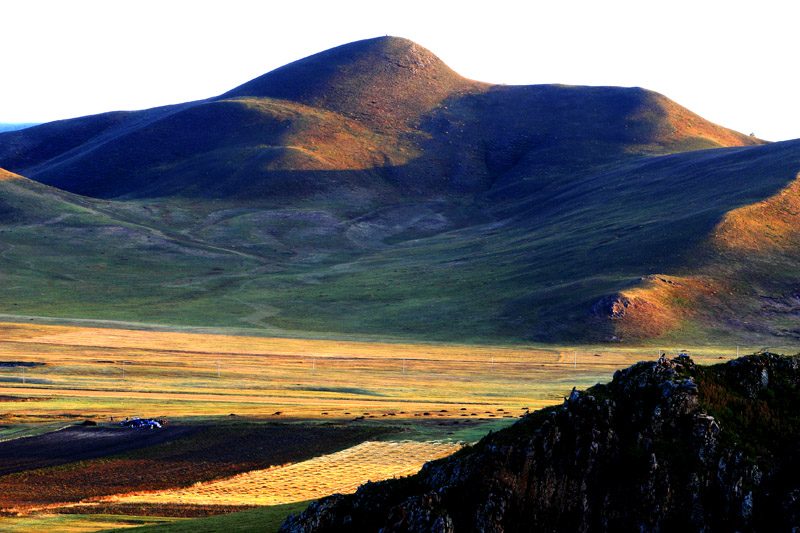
0, 322, 775, 426
132, 502, 311, 533
0, 513, 178, 532
0, 421, 74, 441
104, 441, 461, 507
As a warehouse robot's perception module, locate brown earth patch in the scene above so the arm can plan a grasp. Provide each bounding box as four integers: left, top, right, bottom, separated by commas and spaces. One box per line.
0, 395, 33, 402
0, 424, 199, 476
0, 422, 393, 514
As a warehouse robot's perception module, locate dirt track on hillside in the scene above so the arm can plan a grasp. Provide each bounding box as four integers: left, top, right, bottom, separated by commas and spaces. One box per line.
0, 425, 199, 476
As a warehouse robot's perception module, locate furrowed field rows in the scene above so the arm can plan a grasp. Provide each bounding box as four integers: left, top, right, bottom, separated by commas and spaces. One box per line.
101, 440, 463, 506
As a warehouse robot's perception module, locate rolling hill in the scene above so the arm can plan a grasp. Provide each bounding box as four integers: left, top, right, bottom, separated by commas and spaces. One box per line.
0, 167, 267, 330
0, 37, 763, 202
0, 36, 798, 345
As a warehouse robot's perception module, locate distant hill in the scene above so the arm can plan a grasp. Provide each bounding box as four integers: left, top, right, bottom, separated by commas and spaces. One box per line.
0, 37, 763, 203
0, 36, 798, 345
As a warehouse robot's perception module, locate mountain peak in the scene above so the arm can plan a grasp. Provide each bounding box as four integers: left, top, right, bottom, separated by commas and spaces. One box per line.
218, 36, 488, 128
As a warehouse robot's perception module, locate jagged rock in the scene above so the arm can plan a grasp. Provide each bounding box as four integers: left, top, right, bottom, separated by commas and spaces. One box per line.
279, 354, 800, 532
592, 293, 635, 319
383, 493, 456, 533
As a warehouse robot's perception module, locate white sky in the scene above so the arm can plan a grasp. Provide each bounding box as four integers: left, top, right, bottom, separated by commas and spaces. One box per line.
1, 0, 797, 141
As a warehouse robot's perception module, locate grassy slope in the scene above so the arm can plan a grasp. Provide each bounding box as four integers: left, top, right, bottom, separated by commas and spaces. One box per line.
2, 140, 800, 345
604, 144, 800, 343
122, 502, 311, 533
0, 513, 178, 532
0, 504, 306, 533
0, 170, 266, 328
226, 140, 800, 344
0, 99, 412, 204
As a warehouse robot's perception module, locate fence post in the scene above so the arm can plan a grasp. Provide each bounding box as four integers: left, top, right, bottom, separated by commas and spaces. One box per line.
574, 351, 577, 369
22, 366, 25, 384
402, 359, 405, 374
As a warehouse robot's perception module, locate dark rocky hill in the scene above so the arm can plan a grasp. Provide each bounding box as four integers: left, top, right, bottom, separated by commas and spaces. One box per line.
280, 354, 800, 532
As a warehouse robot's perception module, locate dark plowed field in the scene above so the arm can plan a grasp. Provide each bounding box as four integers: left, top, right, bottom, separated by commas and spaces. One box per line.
0, 422, 395, 512
0, 425, 200, 476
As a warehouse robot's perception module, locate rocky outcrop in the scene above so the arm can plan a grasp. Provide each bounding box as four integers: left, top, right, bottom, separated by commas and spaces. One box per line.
280, 354, 800, 532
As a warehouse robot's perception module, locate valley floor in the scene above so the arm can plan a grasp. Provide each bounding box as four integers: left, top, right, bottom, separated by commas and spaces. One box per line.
0, 321, 794, 531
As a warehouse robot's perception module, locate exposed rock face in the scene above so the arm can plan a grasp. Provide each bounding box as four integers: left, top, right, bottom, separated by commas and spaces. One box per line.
592, 292, 636, 319
280, 354, 800, 532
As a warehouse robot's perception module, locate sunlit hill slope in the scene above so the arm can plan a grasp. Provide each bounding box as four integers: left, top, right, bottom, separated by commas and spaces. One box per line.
0, 36, 797, 345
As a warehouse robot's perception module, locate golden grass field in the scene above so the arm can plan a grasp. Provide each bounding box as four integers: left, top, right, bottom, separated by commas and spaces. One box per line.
101, 440, 462, 507
0, 513, 179, 532
0, 321, 776, 423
